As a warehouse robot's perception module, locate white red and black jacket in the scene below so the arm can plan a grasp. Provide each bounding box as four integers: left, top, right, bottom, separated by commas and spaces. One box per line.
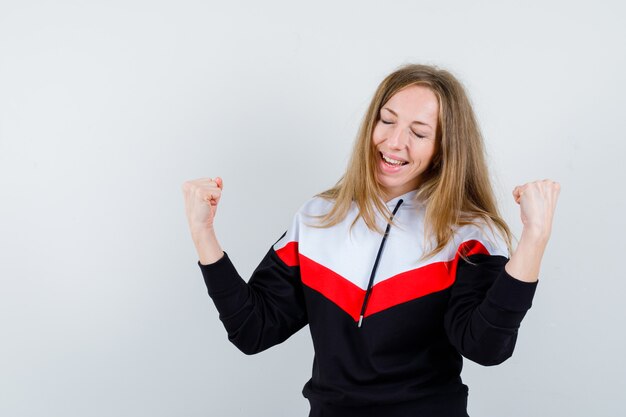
197, 189, 538, 417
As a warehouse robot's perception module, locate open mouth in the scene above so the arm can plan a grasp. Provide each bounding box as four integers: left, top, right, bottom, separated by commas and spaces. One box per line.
380, 152, 408, 166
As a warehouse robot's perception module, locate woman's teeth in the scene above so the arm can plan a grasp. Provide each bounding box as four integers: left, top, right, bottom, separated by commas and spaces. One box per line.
381, 153, 407, 166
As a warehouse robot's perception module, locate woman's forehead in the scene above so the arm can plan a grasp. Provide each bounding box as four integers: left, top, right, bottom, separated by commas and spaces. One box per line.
382, 85, 439, 129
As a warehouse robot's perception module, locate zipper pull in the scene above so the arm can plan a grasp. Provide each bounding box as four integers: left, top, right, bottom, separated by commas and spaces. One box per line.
358, 315, 364, 328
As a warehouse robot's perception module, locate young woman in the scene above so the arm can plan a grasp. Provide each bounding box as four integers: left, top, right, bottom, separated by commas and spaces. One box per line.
181, 64, 560, 417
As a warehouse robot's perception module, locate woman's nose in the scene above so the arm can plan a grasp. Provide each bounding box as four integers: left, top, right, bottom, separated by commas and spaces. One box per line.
387, 126, 408, 149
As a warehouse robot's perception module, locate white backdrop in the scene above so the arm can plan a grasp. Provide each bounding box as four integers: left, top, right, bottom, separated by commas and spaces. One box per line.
1, 1, 624, 416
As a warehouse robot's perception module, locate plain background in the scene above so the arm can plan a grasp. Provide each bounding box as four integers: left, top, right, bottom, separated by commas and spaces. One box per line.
1, 0, 624, 416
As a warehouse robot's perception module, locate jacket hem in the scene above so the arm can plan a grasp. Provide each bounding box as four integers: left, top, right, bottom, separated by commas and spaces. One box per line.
307, 392, 469, 417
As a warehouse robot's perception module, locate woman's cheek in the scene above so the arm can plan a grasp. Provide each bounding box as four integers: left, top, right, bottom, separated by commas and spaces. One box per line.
372, 124, 384, 145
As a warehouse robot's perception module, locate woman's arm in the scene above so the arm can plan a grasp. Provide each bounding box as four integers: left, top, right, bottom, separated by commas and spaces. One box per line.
505, 179, 561, 283
182, 176, 225, 265
182, 177, 308, 354
445, 253, 537, 366
196, 246, 308, 355
444, 179, 560, 366
193, 227, 225, 265
504, 232, 547, 283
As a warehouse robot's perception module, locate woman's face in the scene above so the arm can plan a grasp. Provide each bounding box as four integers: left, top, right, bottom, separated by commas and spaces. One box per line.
372, 84, 439, 200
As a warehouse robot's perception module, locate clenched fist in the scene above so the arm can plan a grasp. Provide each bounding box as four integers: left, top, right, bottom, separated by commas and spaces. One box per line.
182, 177, 223, 235
512, 179, 560, 241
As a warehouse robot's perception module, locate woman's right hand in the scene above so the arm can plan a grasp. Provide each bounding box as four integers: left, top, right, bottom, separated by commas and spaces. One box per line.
181, 177, 223, 235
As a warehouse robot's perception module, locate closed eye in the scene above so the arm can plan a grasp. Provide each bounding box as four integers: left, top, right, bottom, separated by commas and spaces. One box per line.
381, 119, 426, 139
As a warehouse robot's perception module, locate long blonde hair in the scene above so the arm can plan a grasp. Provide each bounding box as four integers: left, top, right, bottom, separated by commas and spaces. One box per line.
312, 63, 513, 260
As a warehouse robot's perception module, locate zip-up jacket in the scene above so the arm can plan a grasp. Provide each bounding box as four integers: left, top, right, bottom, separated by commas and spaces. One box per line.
197, 189, 538, 417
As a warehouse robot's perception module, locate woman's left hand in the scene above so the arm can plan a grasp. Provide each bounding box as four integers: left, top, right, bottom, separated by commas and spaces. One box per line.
512, 179, 561, 242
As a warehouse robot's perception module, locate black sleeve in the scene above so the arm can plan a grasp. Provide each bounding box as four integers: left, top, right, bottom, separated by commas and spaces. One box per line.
444, 253, 538, 366
197, 245, 308, 355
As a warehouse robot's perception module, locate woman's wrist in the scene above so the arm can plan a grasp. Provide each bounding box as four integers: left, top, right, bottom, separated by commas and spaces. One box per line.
191, 227, 225, 265
519, 227, 550, 249
191, 226, 216, 243
505, 232, 549, 283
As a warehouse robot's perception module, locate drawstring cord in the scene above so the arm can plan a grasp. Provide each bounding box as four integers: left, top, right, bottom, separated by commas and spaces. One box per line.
357, 198, 404, 328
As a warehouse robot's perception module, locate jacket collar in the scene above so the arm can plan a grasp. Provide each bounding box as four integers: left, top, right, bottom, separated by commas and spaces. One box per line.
382, 189, 421, 210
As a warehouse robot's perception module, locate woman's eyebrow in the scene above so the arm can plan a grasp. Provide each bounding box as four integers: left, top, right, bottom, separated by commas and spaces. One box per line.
382, 107, 432, 130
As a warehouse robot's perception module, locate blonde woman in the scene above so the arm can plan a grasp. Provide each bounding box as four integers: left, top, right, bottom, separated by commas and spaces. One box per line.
182, 64, 560, 417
